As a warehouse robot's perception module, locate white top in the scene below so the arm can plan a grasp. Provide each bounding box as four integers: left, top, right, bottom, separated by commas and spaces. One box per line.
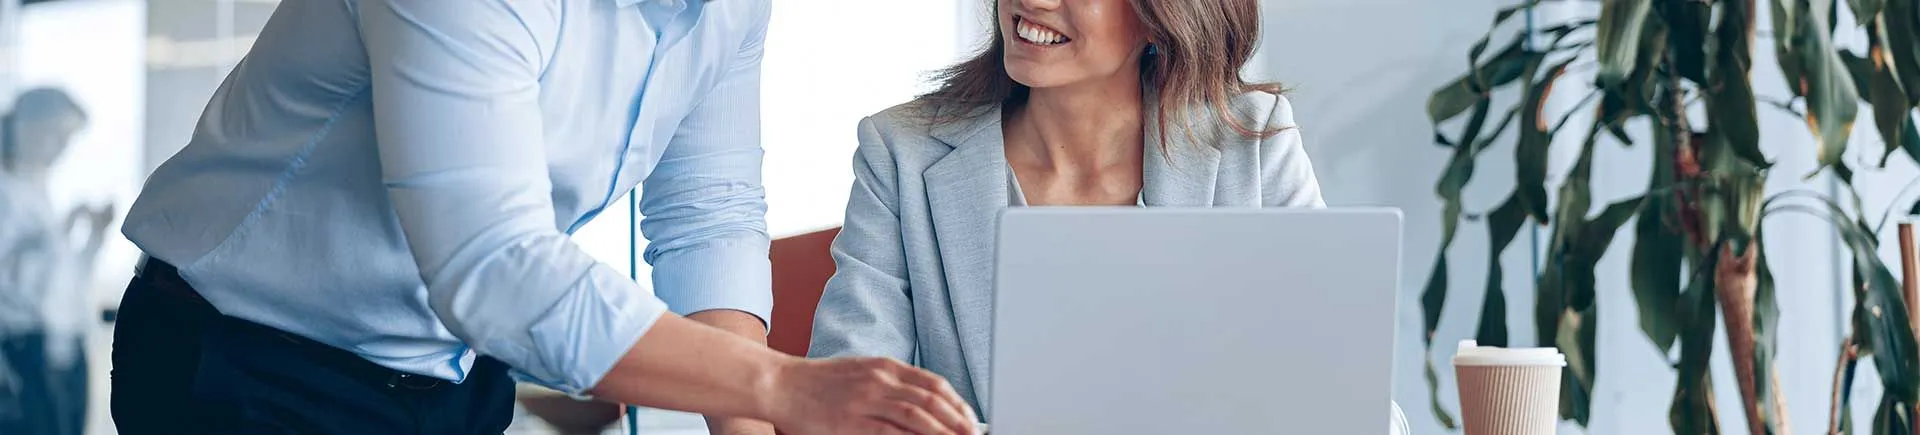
0, 174, 87, 366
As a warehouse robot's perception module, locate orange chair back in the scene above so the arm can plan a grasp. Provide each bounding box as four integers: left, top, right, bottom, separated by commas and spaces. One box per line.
768, 227, 840, 357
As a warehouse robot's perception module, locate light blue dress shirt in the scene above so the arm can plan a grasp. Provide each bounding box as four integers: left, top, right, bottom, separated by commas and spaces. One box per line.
122, 0, 772, 395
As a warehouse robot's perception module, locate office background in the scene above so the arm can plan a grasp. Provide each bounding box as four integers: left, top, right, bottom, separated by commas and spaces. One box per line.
0, 0, 1907, 433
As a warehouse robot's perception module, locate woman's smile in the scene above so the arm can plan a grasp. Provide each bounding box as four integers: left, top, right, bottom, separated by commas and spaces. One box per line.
1013, 15, 1072, 47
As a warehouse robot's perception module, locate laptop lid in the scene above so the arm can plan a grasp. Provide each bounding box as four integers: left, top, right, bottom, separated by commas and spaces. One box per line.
990, 207, 1402, 434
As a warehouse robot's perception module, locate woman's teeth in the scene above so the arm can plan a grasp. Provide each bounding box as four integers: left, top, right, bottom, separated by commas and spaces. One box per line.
1016, 19, 1068, 45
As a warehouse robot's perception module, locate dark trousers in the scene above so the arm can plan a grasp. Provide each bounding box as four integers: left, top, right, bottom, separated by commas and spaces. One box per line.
110, 260, 516, 434
0, 331, 88, 435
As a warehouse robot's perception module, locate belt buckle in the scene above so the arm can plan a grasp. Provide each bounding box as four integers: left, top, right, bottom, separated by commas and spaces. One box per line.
387, 373, 443, 390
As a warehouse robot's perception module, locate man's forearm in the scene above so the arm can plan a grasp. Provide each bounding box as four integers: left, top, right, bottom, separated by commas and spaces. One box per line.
687, 310, 777, 435
587, 312, 788, 421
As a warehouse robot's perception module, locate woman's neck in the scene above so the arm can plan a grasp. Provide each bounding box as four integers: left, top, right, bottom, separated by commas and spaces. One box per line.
1008, 74, 1145, 173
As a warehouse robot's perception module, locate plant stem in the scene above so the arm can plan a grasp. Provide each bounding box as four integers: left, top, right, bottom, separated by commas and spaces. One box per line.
1716, 243, 1767, 435
1901, 223, 1919, 435
1830, 335, 1857, 435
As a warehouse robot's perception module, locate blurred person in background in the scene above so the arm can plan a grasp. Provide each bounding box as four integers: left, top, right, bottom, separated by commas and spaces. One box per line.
808, 0, 1324, 420
0, 87, 114, 435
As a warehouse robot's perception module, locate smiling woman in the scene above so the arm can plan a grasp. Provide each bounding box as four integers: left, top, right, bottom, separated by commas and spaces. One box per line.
807, 0, 1325, 420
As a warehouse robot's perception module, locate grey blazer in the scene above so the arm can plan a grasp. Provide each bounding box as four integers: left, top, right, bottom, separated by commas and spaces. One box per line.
806, 92, 1325, 417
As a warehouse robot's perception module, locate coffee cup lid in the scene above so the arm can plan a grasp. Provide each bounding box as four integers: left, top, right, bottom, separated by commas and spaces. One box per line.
1452, 340, 1567, 367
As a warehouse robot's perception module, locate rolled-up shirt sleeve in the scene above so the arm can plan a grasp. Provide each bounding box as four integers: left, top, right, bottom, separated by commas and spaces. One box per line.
639, 3, 774, 327
359, 0, 666, 395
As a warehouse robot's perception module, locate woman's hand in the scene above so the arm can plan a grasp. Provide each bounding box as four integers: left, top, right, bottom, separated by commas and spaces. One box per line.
760, 357, 978, 435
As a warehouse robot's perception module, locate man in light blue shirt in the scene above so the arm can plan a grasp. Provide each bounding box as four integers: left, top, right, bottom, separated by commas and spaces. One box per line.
112, 1, 977, 434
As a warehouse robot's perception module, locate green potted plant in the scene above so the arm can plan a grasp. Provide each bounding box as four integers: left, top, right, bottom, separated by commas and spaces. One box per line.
1419, 0, 1920, 433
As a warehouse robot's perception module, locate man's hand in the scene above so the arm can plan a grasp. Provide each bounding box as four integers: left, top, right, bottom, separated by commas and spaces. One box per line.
587, 313, 975, 435
759, 357, 978, 435
687, 310, 776, 435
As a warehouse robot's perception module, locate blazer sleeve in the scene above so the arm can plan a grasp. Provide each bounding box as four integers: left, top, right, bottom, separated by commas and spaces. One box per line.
1260, 95, 1327, 208
807, 116, 917, 362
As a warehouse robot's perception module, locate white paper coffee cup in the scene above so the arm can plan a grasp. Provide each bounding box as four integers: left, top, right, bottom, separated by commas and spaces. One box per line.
1452, 340, 1565, 435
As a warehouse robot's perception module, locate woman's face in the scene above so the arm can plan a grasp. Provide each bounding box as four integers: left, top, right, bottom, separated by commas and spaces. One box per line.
998, 0, 1148, 90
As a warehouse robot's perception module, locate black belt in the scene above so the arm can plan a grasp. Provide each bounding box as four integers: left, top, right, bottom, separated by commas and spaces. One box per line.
136, 257, 455, 390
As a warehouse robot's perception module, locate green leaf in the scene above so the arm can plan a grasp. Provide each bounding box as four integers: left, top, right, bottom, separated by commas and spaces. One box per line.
1805, 44, 1863, 172
1428, 81, 1480, 126
1832, 0, 1842, 37
1596, 0, 1653, 87
1421, 254, 1451, 348
1901, 115, 1920, 167
1852, 0, 1887, 24
1492, 0, 1543, 24
1478, 194, 1528, 347
1439, 102, 1495, 203
1873, 397, 1890, 435
1419, 226, 1458, 428
1838, 347, 1860, 433
1882, 0, 1920, 103
1853, 249, 1920, 403
1863, 39, 1911, 167
1475, 263, 1510, 347
1873, 396, 1912, 435
1597, 10, 1667, 131
1554, 305, 1598, 426
1578, 196, 1646, 258
1421, 360, 1457, 429
1766, 192, 1920, 403
1535, 259, 1566, 353
1669, 274, 1720, 434
1845, 51, 1877, 98
1752, 226, 1785, 431
1606, 123, 1636, 146
1708, 0, 1772, 170
1429, 39, 1541, 124
1464, 106, 1524, 155
1438, 0, 1562, 126
1482, 46, 1542, 88
1630, 223, 1683, 351
1774, 0, 1808, 95
1656, 0, 1711, 83
1518, 58, 1575, 223
1632, 123, 1683, 352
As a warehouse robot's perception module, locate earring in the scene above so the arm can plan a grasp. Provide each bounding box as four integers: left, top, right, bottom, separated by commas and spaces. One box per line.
1146, 44, 1159, 55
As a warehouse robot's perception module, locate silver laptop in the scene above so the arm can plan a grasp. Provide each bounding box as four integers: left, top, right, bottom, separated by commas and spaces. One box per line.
989, 208, 1402, 434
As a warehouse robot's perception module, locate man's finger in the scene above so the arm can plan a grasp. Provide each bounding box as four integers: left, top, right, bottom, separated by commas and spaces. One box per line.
892, 366, 977, 426
868, 399, 953, 435
890, 386, 973, 434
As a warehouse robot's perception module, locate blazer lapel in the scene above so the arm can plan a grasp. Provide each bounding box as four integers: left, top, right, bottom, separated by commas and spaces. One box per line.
1141, 119, 1223, 206
922, 107, 1007, 408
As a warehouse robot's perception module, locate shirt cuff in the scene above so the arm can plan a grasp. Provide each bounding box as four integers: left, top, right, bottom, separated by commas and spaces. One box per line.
651, 239, 774, 329
511, 265, 669, 396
